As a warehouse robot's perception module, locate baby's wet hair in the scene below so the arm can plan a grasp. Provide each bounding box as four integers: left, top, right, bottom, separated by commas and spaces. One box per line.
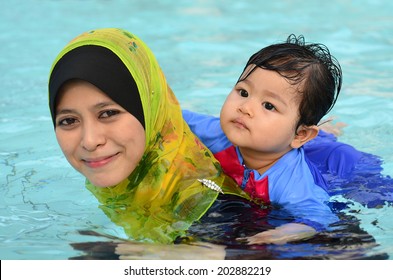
238, 34, 342, 128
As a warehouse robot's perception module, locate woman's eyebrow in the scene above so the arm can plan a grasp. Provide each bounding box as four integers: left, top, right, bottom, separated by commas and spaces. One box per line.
56, 108, 76, 115
57, 101, 117, 115
93, 101, 117, 109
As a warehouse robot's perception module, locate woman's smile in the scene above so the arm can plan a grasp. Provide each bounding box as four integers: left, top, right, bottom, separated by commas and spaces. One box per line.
82, 152, 121, 169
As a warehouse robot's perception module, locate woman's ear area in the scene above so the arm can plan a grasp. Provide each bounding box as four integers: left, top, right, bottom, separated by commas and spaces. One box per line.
290, 125, 319, 149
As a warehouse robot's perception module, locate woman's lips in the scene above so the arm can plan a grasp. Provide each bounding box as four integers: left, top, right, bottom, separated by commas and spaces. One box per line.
82, 153, 119, 168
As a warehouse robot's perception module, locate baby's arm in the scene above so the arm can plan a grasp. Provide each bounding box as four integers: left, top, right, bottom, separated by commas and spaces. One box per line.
182, 109, 230, 153
242, 223, 317, 245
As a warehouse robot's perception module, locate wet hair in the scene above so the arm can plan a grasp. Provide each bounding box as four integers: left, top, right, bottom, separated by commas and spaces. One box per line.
238, 34, 342, 129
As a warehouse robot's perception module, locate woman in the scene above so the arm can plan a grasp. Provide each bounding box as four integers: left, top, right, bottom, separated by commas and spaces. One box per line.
48, 28, 251, 244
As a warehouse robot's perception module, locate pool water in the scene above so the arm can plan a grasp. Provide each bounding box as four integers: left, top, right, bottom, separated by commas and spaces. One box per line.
1, 0, 392, 260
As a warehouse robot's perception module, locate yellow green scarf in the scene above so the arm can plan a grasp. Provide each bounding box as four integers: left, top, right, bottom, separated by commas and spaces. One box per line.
50, 28, 252, 243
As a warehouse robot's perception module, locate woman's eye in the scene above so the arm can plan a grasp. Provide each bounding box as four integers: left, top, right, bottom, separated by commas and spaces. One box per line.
100, 110, 120, 118
239, 89, 249, 97
58, 118, 77, 126
262, 102, 276, 111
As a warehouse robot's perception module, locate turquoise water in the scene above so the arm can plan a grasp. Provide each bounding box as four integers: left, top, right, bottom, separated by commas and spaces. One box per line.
1, 0, 392, 259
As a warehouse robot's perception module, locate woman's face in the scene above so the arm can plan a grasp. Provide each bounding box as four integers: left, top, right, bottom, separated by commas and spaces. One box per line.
55, 80, 146, 187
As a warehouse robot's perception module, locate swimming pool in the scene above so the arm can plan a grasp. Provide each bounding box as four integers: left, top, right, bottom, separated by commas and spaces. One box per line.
1, 0, 392, 260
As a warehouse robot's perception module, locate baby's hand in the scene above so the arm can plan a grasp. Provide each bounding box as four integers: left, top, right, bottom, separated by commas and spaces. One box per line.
238, 223, 317, 245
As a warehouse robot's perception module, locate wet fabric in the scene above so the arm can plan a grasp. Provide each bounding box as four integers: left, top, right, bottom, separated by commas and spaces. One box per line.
48, 28, 252, 243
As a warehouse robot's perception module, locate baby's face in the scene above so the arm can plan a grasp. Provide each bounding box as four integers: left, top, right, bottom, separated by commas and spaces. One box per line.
55, 80, 146, 187
220, 66, 301, 158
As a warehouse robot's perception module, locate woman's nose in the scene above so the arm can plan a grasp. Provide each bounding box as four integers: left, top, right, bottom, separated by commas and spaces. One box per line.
80, 125, 106, 151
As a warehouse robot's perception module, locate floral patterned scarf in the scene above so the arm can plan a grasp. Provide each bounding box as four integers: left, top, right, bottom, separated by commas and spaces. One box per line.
49, 28, 251, 243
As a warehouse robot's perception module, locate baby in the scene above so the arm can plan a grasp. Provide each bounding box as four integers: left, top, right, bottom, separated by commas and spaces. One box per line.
183, 34, 349, 244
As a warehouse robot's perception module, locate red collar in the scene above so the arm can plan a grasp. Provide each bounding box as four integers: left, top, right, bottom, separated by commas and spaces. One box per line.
214, 146, 270, 203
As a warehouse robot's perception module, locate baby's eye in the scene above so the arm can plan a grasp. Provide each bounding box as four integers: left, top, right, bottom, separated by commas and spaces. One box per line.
100, 110, 120, 118
239, 89, 249, 97
262, 102, 276, 111
57, 117, 78, 127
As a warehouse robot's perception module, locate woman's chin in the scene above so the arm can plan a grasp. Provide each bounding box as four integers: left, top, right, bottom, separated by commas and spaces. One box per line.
86, 177, 122, 188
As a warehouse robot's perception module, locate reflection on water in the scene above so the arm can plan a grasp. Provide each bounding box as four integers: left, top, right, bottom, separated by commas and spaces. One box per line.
68, 196, 389, 260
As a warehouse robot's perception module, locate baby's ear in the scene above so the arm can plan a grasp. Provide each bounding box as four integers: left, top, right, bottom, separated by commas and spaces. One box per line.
290, 125, 319, 149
